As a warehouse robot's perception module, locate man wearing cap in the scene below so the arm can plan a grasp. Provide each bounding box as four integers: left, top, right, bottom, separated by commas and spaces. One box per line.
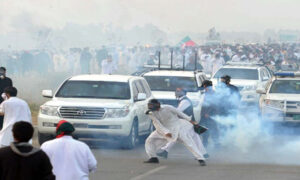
0, 67, 12, 130
144, 99, 206, 166
41, 120, 97, 180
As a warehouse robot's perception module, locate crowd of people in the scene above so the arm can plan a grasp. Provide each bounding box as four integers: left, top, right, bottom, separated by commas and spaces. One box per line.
0, 43, 299, 77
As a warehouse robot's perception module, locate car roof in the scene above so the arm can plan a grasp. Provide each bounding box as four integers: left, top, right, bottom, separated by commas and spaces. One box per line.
221, 65, 260, 70
69, 74, 140, 82
143, 70, 197, 77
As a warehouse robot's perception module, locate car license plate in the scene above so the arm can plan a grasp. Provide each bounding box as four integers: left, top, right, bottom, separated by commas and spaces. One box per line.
293, 115, 300, 120
73, 123, 88, 128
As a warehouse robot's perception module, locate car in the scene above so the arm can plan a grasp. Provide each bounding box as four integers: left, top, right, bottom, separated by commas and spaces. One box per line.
37, 74, 154, 149
257, 72, 300, 124
211, 61, 273, 107
141, 69, 207, 122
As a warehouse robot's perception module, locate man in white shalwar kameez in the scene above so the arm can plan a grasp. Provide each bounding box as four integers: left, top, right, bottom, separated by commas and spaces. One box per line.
156, 89, 207, 160
144, 99, 206, 166
212, 53, 225, 75
41, 120, 97, 180
101, 55, 118, 74
0, 87, 31, 147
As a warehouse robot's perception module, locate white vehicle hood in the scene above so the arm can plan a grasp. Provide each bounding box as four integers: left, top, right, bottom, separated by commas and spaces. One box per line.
151, 91, 201, 100
44, 98, 131, 108
266, 94, 300, 101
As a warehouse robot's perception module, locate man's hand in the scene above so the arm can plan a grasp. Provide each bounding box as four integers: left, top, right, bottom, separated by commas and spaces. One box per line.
165, 133, 172, 138
190, 120, 197, 125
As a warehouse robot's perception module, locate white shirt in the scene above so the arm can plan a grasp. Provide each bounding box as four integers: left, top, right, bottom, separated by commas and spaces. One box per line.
0, 97, 31, 146
41, 136, 97, 180
101, 59, 117, 74
177, 96, 191, 112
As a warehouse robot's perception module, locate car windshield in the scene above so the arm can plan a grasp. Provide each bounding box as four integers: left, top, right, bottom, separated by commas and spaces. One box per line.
56, 80, 131, 99
213, 68, 259, 80
269, 80, 300, 94
144, 76, 198, 92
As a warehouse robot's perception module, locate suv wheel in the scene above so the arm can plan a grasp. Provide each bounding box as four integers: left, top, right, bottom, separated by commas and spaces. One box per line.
38, 132, 54, 145
122, 120, 138, 149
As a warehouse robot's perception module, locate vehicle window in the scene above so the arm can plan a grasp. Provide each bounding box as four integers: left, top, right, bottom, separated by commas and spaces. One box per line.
132, 81, 139, 100
213, 68, 259, 80
144, 76, 198, 92
56, 80, 131, 99
269, 80, 300, 94
140, 80, 151, 98
135, 80, 145, 94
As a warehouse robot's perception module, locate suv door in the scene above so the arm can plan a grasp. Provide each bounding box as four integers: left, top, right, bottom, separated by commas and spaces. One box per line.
133, 80, 149, 133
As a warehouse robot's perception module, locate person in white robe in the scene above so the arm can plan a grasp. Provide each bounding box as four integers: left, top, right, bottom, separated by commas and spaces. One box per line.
0, 87, 31, 147
212, 53, 225, 75
101, 55, 117, 74
41, 120, 97, 180
157, 89, 207, 159
144, 99, 206, 166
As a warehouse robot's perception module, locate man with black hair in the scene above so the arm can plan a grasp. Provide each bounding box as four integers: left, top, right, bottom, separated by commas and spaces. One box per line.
0, 121, 55, 180
0, 67, 13, 130
200, 80, 219, 147
0, 87, 31, 147
41, 120, 97, 180
144, 99, 206, 166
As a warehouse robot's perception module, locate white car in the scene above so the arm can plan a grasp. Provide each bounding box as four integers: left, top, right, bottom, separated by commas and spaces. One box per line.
211, 62, 273, 107
257, 72, 300, 123
142, 70, 208, 122
38, 74, 153, 149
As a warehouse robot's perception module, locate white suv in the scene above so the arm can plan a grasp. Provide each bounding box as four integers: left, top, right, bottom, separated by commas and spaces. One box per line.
142, 70, 207, 122
257, 72, 300, 124
38, 74, 153, 149
211, 62, 272, 107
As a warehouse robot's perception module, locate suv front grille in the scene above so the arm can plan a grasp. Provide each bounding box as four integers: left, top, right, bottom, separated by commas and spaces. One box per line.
59, 106, 106, 119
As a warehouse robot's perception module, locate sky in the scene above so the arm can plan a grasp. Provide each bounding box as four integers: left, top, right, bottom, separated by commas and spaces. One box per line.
0, 0, 300, 34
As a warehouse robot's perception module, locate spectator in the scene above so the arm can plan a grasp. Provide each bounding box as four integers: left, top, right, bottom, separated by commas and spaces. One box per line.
0, 121, 55, 180
0, 67, 12, 130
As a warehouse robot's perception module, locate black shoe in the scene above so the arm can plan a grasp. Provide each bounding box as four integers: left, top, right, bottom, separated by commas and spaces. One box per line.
156, 150, 168, 159
204, 154, 209, 159
144, 157, 159, 163
198, 160, 206, 166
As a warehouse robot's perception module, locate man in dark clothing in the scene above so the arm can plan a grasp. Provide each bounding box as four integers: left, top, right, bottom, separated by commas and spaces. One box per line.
199, 80, 219, 147
0, 67, 13, 130
185, 55, 203, 71
0, 121, 55, 180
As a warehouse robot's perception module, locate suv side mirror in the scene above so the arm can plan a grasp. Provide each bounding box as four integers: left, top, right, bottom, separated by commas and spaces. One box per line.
256, 88, 266, 94
136, 93, 147, 101
42, 90, 53, 98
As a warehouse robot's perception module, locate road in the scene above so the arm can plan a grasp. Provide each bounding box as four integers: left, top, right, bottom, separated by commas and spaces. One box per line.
85, 138, 300, 180
33, 129, 300, 180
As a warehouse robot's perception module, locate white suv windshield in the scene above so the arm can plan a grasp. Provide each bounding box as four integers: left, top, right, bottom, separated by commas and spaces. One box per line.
144, 76, 198, 92
56, 81, 131, 99
214, 68, 259, 80
269, 80, 300, 94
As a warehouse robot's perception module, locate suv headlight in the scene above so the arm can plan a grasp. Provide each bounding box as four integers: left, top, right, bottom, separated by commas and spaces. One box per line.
106, 108, 130, 118
243, 85, 257, 91
264, 100, 283, 109
40, 105, 59, 116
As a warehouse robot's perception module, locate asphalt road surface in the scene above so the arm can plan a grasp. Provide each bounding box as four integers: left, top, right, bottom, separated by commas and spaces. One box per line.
33, 129, 300, 180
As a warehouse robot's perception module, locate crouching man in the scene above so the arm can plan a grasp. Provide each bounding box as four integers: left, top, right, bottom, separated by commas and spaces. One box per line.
144, 99, 206, 166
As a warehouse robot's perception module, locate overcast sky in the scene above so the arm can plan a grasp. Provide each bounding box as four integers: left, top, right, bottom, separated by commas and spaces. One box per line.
0, 0, 300, 34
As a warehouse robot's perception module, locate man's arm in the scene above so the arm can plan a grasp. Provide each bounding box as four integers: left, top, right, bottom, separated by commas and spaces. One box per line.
168, 106, 192, 122
39, 151, 56, 180
0, 102, 5, 116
